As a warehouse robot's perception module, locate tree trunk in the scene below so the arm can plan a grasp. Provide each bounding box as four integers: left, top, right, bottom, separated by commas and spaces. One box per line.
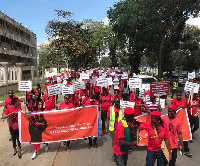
109, 43, 118, 67
130, 55, 141, 74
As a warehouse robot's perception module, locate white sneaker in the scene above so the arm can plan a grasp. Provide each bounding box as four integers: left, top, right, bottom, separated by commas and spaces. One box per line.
45, 145, 49, 152
31, 152, 37, 159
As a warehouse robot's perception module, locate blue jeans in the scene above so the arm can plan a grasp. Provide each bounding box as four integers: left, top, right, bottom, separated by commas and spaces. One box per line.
146, 150, 165, 166
115, 153, 128, 166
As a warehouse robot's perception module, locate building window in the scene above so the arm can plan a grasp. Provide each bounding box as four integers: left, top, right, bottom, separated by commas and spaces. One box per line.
6, 22, 9, 29
27, 58, 30, 62
0, 19, 4, 26
1, 36, 5, 43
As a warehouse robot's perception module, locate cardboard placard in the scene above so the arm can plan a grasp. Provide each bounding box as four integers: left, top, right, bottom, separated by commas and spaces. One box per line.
18, 81, 32, 91
74, 82, 85, 91
80, 73, 89, 80
193, 83, 199, 94
188, 72, 195, 80
47, 84, 61, 96
184, 81, 194, 92
120, 100, 135, 108
97, 78, 108, 87
150, 82, 170, 96
107, 77, 113, 86
160, 99, 165, 108
129, 78, 142, 89
62, 85, 74, 95
90, 76, 98, 84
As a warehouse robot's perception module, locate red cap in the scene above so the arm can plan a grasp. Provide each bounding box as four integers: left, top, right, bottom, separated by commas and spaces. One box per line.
124, 107, 135, 115
168, 105, 177, 111
150, 111, 161, 118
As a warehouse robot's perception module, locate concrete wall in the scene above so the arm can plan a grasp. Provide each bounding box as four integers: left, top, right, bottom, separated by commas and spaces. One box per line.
0, 83, 18, 95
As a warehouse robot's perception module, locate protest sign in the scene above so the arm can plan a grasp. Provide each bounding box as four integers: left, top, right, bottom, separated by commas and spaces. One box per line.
97, 78, 108, 87
120, 101, 135, 108
184, 81, 194, 92
18, 81, 32, 91
19, 106, 99, 143
193, 83, 199, 93
80, 73, 89, 80
160, 99, 165, 108
114, 84, 119, 90
107, 77, 113, 86
62, 85, 74, 95
121, 73, 128, 80
129, 78, 142, 89
47, 84, 61, 96
74, 82, 84, 91
150, 82, 170, 96
188, 72, 195, 80
90, 76, 98, 84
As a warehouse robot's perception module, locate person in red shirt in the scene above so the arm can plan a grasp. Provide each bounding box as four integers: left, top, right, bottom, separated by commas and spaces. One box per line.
162, 105, 184, 165
26, 90, 33, 104
81, 90, 90, 106
34, 83, 42, 98
59, 94, 73, 153
114, 107, 137, 166
187, 93, 199, 137
171, 91, 187, 110
134, 91, 144, 117
138, 111, 172, 166
42, 88, 55, 111
69, 94, 80, 107
28, 93, 41, 112
66, 78, 73, 85
100, 90, 111, 135
144, 90, 150, 102
85, 94, 99, 148
84, 83, 93, 96
111, 89, 121, 104
2, 97, 22, 159
3, 90, 21, 141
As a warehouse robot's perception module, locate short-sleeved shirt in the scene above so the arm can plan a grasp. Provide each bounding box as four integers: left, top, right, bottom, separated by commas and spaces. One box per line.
82, 96, 89, 105
140, 121, 169, 151
113, 120, 127, 155
171, 98, 187, 110
4, 96, 21, 108
42, 93, 55, 103
100, 95, 111, 111
69, 97, 80, 107
135, 98, 142, 117
186, 99, 199, 115
144, 100, 160, 112
85, 99, 99, 106
4, 105, 21, 127
59, 102, 74, 110
162, 116, 182, 149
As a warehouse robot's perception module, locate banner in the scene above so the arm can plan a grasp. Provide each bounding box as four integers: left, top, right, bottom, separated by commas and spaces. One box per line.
150, 82, 170, 96
47, 84, 61, 96
62, 85, 74, 95
136, 108, 192, 146
18, 81, 32, 91
19, 106, 99, 143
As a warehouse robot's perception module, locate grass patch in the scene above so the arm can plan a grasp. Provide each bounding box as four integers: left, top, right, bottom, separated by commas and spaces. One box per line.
0, 91, 25, 102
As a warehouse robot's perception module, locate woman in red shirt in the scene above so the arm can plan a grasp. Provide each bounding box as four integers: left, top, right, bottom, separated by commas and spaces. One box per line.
2, 98, 22, 159
138, 111, 172, 166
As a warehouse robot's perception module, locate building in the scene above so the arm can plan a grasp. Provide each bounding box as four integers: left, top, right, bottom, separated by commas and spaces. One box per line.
0, 11, 37, 94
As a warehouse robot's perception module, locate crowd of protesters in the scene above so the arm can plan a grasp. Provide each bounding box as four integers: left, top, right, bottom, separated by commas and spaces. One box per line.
1, 68, 199, 166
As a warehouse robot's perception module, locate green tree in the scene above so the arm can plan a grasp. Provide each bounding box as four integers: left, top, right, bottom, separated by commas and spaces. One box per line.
37, 44, 49, 70
99, 56, 111, 68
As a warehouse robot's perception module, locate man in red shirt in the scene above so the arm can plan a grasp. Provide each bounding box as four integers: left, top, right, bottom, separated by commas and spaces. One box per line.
69, 94, 80, 108
42, 88, 55, 111
3, 90, 21, 141
114, 107, 137, 165
162, 105, 184, 165
134, 91, 144, 117
171, 90, 187, 110
100, 90, 111, 135
2, 97, 22, 158
59, 95, 74, 110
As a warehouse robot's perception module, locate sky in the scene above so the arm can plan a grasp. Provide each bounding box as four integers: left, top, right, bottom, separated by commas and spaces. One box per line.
0, 0, 200, 44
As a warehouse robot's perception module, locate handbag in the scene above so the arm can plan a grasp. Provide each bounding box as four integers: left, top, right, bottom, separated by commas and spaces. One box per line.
153, 127, 170, 162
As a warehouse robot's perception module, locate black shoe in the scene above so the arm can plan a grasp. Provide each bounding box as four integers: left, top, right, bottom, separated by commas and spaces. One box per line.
13, 151, 17, 156
189, 140, 193, 143
9, 137, 12, 141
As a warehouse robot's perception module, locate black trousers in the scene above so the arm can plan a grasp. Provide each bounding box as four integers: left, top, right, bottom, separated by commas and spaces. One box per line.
10, 127, 21, 149
165, 148, 177, 166
171, 89, 177, 98
188, 114, 199, 134
101, 110, 107, 131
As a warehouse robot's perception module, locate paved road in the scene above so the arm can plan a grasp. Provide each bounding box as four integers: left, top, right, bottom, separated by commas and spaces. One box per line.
0, 88, 199, 166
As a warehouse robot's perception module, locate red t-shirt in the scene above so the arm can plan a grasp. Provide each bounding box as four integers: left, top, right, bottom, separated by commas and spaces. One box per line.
29, 100, 37, 112
162, 116, 182, 149
171, 98, 187, 110
113, 120, 127, 155
144, 90, 150, 101
82, 96, 89, 105
130, 91, 135, 102
140, 121, 169, 151
67, 83, 73, 85
111, 94, 121, 101
59, 102, 74, 110
85, 99, 99, 106
42, 93, 55, 102
75, 90, 85, 97
44, 100, 55, 111
85, 88, 93, 95
100, 95, 111, 111
187, 99, 199, 115
94, 84, 100, 93
107, 106, 120, 132
26, 91, 32, 100
69, 97, 80, 107
135, 98, 142, 117
4, 105, 21, 127
4, 96, 21, 108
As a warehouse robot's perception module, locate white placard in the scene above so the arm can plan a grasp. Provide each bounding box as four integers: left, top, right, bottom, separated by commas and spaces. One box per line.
18, 81, 32, 91
47, 84, 61, 96
62, 85, 74, 95
57, 77, 62, 83
129, 78, 142, 89
80, 73, 89, 80
184, 81, 194, 92
74, 82, 85, 91
139, 90, 145, 100
111, 72, 115, 76
90, 76, 97, 84
120, 100, 135, 108
194, 84, 199, 93
188, 72, 195, 80
114, 84, 119, 90
121, 73, 128, 80
97, 78, 108, 87
159, 99, 165, 108
145, 95, 150, 102
107, 77, 113, 86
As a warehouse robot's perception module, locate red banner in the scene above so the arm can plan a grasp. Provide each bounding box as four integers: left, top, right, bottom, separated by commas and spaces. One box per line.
136, 108, 192, 146
150, 82, 170, 96
19, 106, 99, 143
